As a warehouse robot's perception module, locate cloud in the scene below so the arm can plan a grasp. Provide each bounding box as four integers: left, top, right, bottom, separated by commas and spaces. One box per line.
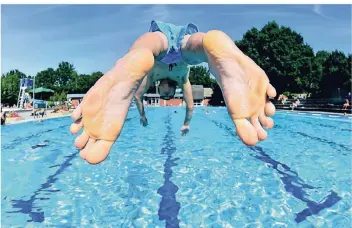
312, 5, 334, 20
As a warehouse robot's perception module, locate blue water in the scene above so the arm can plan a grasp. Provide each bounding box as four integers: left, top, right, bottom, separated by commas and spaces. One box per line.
1, 107, 351, 227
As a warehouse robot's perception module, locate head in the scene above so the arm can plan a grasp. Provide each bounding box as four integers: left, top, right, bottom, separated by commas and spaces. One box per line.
158, 79, 177, 100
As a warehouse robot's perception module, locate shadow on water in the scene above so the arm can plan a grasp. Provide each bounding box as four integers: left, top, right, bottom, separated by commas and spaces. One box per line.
119, 164, 151, 226
275, 124, 350, 152
250, 146, 341, 223
157, 114, 180, 228
210, 119, 341, 224
6, 151, 79, 223
297, 118, 351, 133
31, 140, 50, 149
4, 116, 135, 223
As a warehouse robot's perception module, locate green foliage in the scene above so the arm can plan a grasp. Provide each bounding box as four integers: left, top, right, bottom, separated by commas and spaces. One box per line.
49, 92, 67, 103
208, 84, 225, 106
235, 21, 316, 93
210, 21, 351, 105
1, 61, 104, 105
1, 70, 26, 105
319, 50, 351, 97
189, 66, 216, 88
35, 68, 57, 90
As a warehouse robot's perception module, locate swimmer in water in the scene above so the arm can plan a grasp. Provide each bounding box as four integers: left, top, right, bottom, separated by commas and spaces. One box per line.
70, 20, 277, 164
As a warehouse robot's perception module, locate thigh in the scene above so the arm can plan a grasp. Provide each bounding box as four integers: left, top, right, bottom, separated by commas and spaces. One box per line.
130, 31, 169, 58
181, 32, 207, 65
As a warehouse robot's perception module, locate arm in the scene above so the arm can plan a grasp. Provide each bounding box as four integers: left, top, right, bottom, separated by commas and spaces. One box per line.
134, 75, 152, 125
182, 78, 194, 126
130, 31, 166, 125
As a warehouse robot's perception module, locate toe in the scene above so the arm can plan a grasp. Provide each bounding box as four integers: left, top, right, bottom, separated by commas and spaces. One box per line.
233, 119, 258, 146
85, 140, 114, 165
264, 101, 276, 117
80, 138, 96, 160
71, 106, 82, 121
259, 111, 274, 129
250, 116, 267, 141
267, 84, 277, 98
74, 130, 89, 149
70, 119, 83, 134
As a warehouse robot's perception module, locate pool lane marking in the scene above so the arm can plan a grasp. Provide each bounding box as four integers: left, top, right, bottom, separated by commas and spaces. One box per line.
328, 115, 340, 118
3, 124, 68, 150
250, 146, 342, 223
157, 113, 180, 228
277, 112, 351, 123
298, 113, 306, 115
6, 151, 79, 223
206, 117, 342, 224
312, 114, 321, 116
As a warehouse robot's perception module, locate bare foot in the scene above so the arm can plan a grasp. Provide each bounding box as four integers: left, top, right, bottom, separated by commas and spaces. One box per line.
203, 30, 276, 146
70, 49, 154, 164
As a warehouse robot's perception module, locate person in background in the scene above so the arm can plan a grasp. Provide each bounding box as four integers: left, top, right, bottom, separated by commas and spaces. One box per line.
1, 107, 7, 125
343, 98, 350, 116
291, 99, 300, 111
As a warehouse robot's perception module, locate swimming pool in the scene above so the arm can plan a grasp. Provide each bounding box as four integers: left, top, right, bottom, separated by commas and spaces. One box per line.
1, 107, 351, 227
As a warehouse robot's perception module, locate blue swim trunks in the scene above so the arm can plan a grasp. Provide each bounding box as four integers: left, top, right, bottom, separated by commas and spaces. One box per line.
149, 20, 199, 67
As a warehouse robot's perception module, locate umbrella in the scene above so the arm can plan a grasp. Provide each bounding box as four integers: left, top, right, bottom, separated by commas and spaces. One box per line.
28, 87, 54, 100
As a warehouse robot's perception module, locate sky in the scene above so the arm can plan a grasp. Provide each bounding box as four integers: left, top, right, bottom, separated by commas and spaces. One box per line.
1, 4, 351, 76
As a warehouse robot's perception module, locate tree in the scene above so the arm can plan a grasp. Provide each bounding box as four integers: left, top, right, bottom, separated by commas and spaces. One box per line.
319, 51, 351, 98
308, 50, 330, 96
49, 92, 67, 103
66, 71, 103, 94
236, 21, 316, 94
1, 70, 26, 105
208, 83, 225, 106
189, 66, 216, 88
88, 71, 103, 88
35, 68, 57, 90
56, 61, 76, 92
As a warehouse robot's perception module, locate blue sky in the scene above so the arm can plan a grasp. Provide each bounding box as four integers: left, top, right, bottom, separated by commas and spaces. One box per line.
2, 4, 351, 76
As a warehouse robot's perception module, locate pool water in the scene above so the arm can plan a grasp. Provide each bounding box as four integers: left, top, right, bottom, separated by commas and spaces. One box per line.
1, 107, 351, 227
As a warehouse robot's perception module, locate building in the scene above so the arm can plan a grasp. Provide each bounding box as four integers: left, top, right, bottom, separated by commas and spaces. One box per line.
67, 85, 214, 108
203, 88, 213, 105
67, 94, 85, 107
143, 85, 213, 107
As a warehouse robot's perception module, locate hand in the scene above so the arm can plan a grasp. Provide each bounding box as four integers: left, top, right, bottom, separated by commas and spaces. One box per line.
180, 125, 190, 136
140, 115, 148, 127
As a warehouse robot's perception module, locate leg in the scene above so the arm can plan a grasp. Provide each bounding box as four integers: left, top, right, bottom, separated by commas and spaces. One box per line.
70, 32, 168, 164
182, 31, 276, 146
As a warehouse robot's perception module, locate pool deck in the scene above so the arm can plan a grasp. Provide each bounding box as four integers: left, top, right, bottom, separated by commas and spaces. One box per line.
3, 108, 351, 126
277, 109, 352, 117
3, 109, 73, 125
